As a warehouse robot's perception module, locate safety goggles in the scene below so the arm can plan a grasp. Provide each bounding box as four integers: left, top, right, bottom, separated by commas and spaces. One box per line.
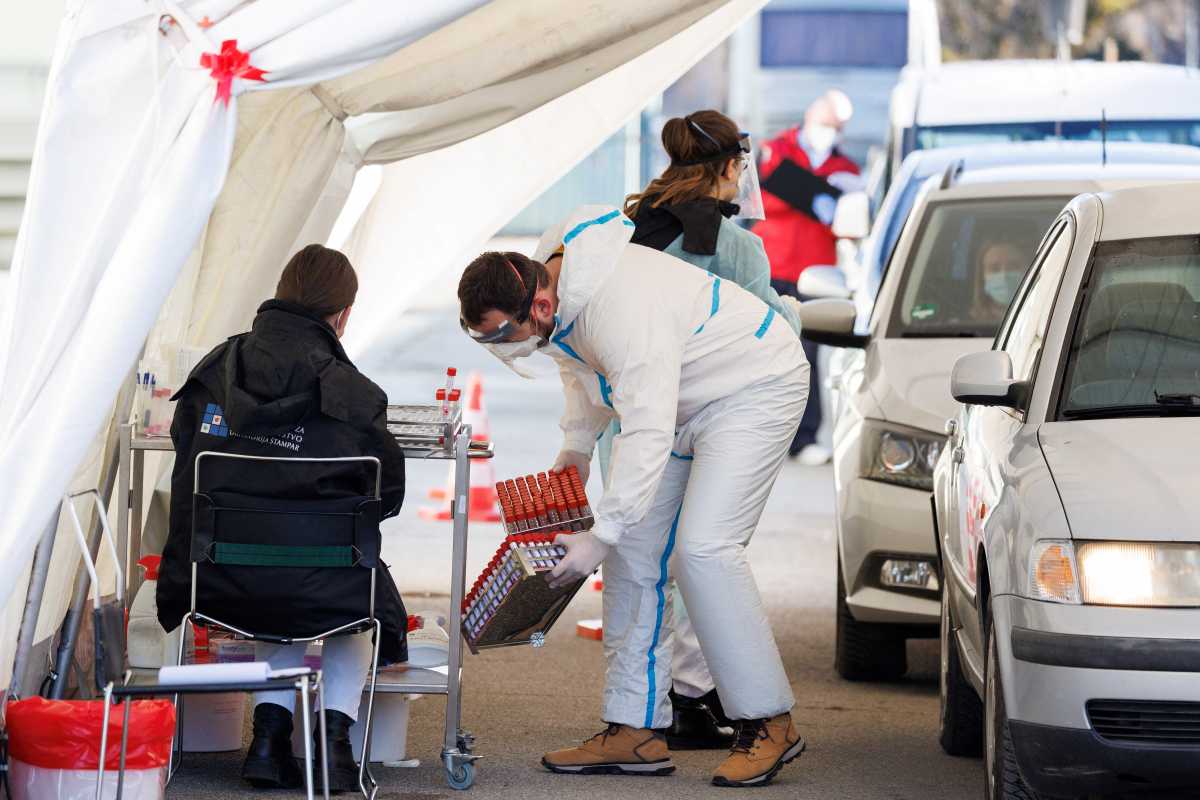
460, 263, 538, 343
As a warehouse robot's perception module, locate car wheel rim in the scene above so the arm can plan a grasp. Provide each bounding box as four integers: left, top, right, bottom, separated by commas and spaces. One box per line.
984, 631, 997, 798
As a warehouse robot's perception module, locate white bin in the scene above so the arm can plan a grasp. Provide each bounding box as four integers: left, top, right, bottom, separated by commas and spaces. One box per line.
180, 692, 246, 752
9, 759, 164, 800
290, 692, 418, 764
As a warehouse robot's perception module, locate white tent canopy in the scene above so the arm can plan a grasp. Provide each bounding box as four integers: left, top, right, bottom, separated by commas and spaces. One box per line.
0, 0, 764, 691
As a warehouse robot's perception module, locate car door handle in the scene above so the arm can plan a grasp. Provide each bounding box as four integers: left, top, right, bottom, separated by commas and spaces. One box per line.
952, 446, 965, 464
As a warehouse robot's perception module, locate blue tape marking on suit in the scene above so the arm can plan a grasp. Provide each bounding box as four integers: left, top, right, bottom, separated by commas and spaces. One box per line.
552, 318, 587, 363
694, 277, 722, 335
597, 373, 613, 408
555, 340, 584, 363
563, 210, 623, 244
645, 504, 683, 728
755, 307, 776, 339
670, 451, 693, 461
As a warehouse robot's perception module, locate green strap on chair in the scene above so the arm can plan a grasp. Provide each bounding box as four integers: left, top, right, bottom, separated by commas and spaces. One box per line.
212, 542, 354, 567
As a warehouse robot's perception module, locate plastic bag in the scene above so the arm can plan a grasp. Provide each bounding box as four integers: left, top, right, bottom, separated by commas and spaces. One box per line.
6, 697, 175, 770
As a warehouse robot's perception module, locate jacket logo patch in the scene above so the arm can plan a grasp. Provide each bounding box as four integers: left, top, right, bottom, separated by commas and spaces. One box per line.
202, 403, 229, 438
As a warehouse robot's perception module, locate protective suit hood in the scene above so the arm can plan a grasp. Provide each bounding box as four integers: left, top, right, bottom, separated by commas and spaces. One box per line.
533, 205, 635, 333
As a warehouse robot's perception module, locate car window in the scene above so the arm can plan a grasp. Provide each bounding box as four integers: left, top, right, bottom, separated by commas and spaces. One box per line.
1001, 225, 1073, 383
915, 120, 1200, 150
887, 196, 1069, 338
1059, 235, 1200, 418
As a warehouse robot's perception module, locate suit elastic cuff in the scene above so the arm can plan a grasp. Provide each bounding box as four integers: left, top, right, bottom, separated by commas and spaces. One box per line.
591, 519, 623, 547
561, 432, 598, 456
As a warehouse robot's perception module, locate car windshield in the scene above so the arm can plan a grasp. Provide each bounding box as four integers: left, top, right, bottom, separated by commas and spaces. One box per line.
914, 120, 1200, 150
1059, 235, 1200, 419
889, 196, 1070, 337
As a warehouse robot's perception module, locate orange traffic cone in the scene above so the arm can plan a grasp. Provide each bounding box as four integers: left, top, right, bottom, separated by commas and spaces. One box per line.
420, 372, 501, 522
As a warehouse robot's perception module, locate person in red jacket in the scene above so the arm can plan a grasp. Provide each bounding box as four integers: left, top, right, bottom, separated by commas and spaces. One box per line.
753, 89, 860, 464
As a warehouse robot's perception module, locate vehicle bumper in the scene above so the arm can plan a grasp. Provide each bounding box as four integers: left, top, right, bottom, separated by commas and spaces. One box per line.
994, 594, 1200, 797
837, 476, 939, 626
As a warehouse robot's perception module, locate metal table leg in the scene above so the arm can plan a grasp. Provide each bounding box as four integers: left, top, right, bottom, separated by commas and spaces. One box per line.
442, 428, 478, 790
117, 424, 132, 607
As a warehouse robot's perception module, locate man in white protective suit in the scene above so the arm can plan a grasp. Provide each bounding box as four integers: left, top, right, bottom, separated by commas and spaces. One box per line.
457, 205, 809, 788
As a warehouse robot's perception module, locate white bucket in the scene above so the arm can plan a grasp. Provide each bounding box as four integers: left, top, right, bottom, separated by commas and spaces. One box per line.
180, 693, 245, 752
290, 692, 417, 765
8, 759, 164, 800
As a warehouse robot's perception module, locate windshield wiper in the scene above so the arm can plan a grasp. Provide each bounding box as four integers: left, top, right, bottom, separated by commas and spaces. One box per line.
899, 330, 982, 339
1063, 393, 1200, 420
1154, 391, 1200, 408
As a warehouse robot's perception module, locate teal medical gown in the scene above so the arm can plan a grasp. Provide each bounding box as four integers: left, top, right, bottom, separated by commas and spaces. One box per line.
597, 217, 803, 478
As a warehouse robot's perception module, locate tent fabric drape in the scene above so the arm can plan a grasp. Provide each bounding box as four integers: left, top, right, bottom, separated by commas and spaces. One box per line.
0, 0, 766, 690
0, 0, 489, 683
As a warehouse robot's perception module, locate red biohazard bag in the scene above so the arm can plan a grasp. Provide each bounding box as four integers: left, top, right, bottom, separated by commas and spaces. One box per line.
6, 697, 175, 770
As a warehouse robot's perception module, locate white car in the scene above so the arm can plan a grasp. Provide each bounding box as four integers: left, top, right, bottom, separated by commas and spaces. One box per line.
933, 181, 1200, 799
883, 59, 1200, 191
800, 144, 1200, 681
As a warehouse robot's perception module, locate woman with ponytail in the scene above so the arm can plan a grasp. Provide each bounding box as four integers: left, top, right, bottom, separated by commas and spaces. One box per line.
624, 110, 802, 335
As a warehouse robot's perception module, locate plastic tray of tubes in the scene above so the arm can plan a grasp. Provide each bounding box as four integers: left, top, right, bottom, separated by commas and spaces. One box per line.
462, 466, 592, 652
386, 403, 461, 452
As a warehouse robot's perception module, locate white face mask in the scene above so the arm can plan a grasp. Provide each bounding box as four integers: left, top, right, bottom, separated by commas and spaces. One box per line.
804, 123, 839, 155
480, 314, 558, 378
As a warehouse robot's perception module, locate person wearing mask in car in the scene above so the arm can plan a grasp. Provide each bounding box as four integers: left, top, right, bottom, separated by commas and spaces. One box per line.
754, 89, 861, 465
970, 240, 1027, 324
614, 108, 802, 750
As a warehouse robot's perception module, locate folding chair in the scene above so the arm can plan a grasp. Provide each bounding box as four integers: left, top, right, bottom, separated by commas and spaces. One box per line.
66, 489, 328, 800
182, 452, 385, 800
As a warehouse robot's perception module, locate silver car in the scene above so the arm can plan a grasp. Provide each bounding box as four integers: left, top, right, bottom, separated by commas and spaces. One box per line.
802, 144, 1200, 682
933, 181, 1200, 799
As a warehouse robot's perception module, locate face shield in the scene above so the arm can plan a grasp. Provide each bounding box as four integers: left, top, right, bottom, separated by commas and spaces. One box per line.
677, 125, 764, 221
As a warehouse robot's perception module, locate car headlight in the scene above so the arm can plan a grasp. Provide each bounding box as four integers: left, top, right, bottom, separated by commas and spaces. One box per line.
861, 420, 943, 491
1078, 542, 1200, 607
1029, 540, 1200, 607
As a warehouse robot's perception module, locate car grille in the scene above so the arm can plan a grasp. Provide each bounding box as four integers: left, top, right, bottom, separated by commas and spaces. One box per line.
1087, 700, 1200, 745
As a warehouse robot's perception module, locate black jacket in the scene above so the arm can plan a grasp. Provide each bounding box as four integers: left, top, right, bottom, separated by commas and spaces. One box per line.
158, 300, 408, 663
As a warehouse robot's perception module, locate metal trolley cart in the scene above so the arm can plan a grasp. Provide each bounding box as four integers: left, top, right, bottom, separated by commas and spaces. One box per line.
116, 402, 493, 791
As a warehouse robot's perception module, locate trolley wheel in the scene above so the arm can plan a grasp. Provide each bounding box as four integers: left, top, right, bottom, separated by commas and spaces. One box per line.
446, 761, 475, 790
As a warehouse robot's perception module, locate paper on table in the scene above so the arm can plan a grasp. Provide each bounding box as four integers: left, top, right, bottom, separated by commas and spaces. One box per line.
157, 661, 304, 685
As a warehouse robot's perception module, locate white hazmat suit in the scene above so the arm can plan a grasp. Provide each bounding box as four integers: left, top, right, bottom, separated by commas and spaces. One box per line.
521, 206, 809, 728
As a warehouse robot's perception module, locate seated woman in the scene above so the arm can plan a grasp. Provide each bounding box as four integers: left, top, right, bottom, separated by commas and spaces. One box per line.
157, 244, 407, 791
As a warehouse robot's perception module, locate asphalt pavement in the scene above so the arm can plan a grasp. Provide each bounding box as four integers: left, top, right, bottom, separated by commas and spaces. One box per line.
170, 255, 983, 800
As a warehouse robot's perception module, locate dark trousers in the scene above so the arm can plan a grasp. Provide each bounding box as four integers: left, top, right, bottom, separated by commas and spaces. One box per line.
772, 279, 821, 453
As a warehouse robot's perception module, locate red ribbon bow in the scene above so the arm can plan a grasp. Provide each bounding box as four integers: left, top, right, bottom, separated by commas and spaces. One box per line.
200, 39, 267, 107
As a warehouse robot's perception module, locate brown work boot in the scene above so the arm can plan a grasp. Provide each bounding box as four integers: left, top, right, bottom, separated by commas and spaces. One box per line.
712, 713, 806, 787
542, 723, 675, 776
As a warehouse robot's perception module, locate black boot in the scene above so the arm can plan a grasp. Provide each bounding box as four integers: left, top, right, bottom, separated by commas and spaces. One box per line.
666, 688, 736, 750
242, 703, 302, 789
316, 710, 361, 793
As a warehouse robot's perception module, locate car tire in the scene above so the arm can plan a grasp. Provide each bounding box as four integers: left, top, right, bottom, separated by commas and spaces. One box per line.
984, 613, 1039, 800
939, 583, 983, 757
835, 556, 907, 681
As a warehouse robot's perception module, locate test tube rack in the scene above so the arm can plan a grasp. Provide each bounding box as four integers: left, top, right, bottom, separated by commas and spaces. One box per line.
462, 532, 586, 653
496, 465, 593, 536
386, 403, 462, 452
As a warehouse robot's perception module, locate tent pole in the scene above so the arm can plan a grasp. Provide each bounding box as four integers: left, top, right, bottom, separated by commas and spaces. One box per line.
47, 374, 135, 699
8, 516, 57, 699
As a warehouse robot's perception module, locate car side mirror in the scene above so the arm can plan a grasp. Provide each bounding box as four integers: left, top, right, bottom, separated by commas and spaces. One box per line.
798, 298, 869, 348
950, 351, 1026, 407
797, 265, 851, 299
832, 191, 870, 240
